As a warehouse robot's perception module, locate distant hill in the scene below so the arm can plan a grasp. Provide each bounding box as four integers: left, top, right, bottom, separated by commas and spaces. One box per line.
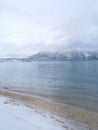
0, 51, 98, 62
21, 51, 98, 61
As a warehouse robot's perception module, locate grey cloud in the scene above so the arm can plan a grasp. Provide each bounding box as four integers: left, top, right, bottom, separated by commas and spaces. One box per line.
0, 0, 98, 57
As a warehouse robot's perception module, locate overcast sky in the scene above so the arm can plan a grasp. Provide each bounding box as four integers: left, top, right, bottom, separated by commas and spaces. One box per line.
0, 0, 98, 57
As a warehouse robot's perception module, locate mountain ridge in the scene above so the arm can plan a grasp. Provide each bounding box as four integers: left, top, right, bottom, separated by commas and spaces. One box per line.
0, 50, 98, 62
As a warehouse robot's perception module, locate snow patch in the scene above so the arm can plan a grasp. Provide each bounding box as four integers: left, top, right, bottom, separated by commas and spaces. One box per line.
0, 96, 92, 130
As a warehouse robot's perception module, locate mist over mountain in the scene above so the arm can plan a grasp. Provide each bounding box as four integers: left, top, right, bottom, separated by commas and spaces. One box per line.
0, 0, 98, 56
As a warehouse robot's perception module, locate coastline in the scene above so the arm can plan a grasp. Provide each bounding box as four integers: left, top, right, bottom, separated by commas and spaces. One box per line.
0, 88, 98, 129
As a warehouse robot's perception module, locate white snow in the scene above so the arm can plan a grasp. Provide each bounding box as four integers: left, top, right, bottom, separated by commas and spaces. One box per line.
0, 96, 65, 130
0, 96, 92, 130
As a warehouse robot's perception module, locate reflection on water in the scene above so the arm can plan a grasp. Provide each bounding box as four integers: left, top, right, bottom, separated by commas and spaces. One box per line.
0, 61, 98, 111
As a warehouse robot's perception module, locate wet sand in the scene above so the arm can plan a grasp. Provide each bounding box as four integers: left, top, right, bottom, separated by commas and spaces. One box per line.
0, 88, 98, 129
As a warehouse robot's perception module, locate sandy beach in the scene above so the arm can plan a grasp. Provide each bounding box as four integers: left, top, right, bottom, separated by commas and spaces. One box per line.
0, 88, 98, 130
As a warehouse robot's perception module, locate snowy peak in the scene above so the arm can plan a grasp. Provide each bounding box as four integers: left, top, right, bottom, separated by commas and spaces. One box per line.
26, 51, 98, 61
0, 51, 98, 62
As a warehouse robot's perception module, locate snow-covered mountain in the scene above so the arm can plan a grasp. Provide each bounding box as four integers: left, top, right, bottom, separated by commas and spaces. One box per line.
23, 51, 98, 61
0, 51, 98, 62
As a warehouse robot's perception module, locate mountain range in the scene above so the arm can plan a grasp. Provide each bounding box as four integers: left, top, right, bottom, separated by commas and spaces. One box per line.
0, 51, 98, 62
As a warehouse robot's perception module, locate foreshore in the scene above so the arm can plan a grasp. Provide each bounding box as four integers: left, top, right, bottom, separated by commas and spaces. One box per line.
0, 88, 98, 129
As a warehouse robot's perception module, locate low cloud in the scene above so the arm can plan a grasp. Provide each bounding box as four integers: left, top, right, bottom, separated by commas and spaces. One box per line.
0, 0, 98, 57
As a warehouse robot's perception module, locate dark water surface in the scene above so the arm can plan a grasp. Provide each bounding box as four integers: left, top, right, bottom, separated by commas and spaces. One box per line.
0, 61, 98, 111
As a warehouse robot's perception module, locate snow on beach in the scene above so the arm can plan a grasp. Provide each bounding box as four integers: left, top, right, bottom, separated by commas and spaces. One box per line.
0, 96, 93, 130
0, 96, 66, 130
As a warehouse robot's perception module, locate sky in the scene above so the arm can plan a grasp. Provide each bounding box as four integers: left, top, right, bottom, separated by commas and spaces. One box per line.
0, 0, 98, 57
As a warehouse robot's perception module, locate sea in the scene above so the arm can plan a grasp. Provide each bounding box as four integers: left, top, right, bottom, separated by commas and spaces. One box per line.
0, 61, 98, 111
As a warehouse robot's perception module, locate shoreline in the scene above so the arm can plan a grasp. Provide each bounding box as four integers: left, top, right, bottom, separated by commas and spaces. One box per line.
0, 88, 98, 129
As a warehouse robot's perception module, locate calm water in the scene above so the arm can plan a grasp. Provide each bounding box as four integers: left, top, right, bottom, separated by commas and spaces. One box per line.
0, 61, 98, 111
